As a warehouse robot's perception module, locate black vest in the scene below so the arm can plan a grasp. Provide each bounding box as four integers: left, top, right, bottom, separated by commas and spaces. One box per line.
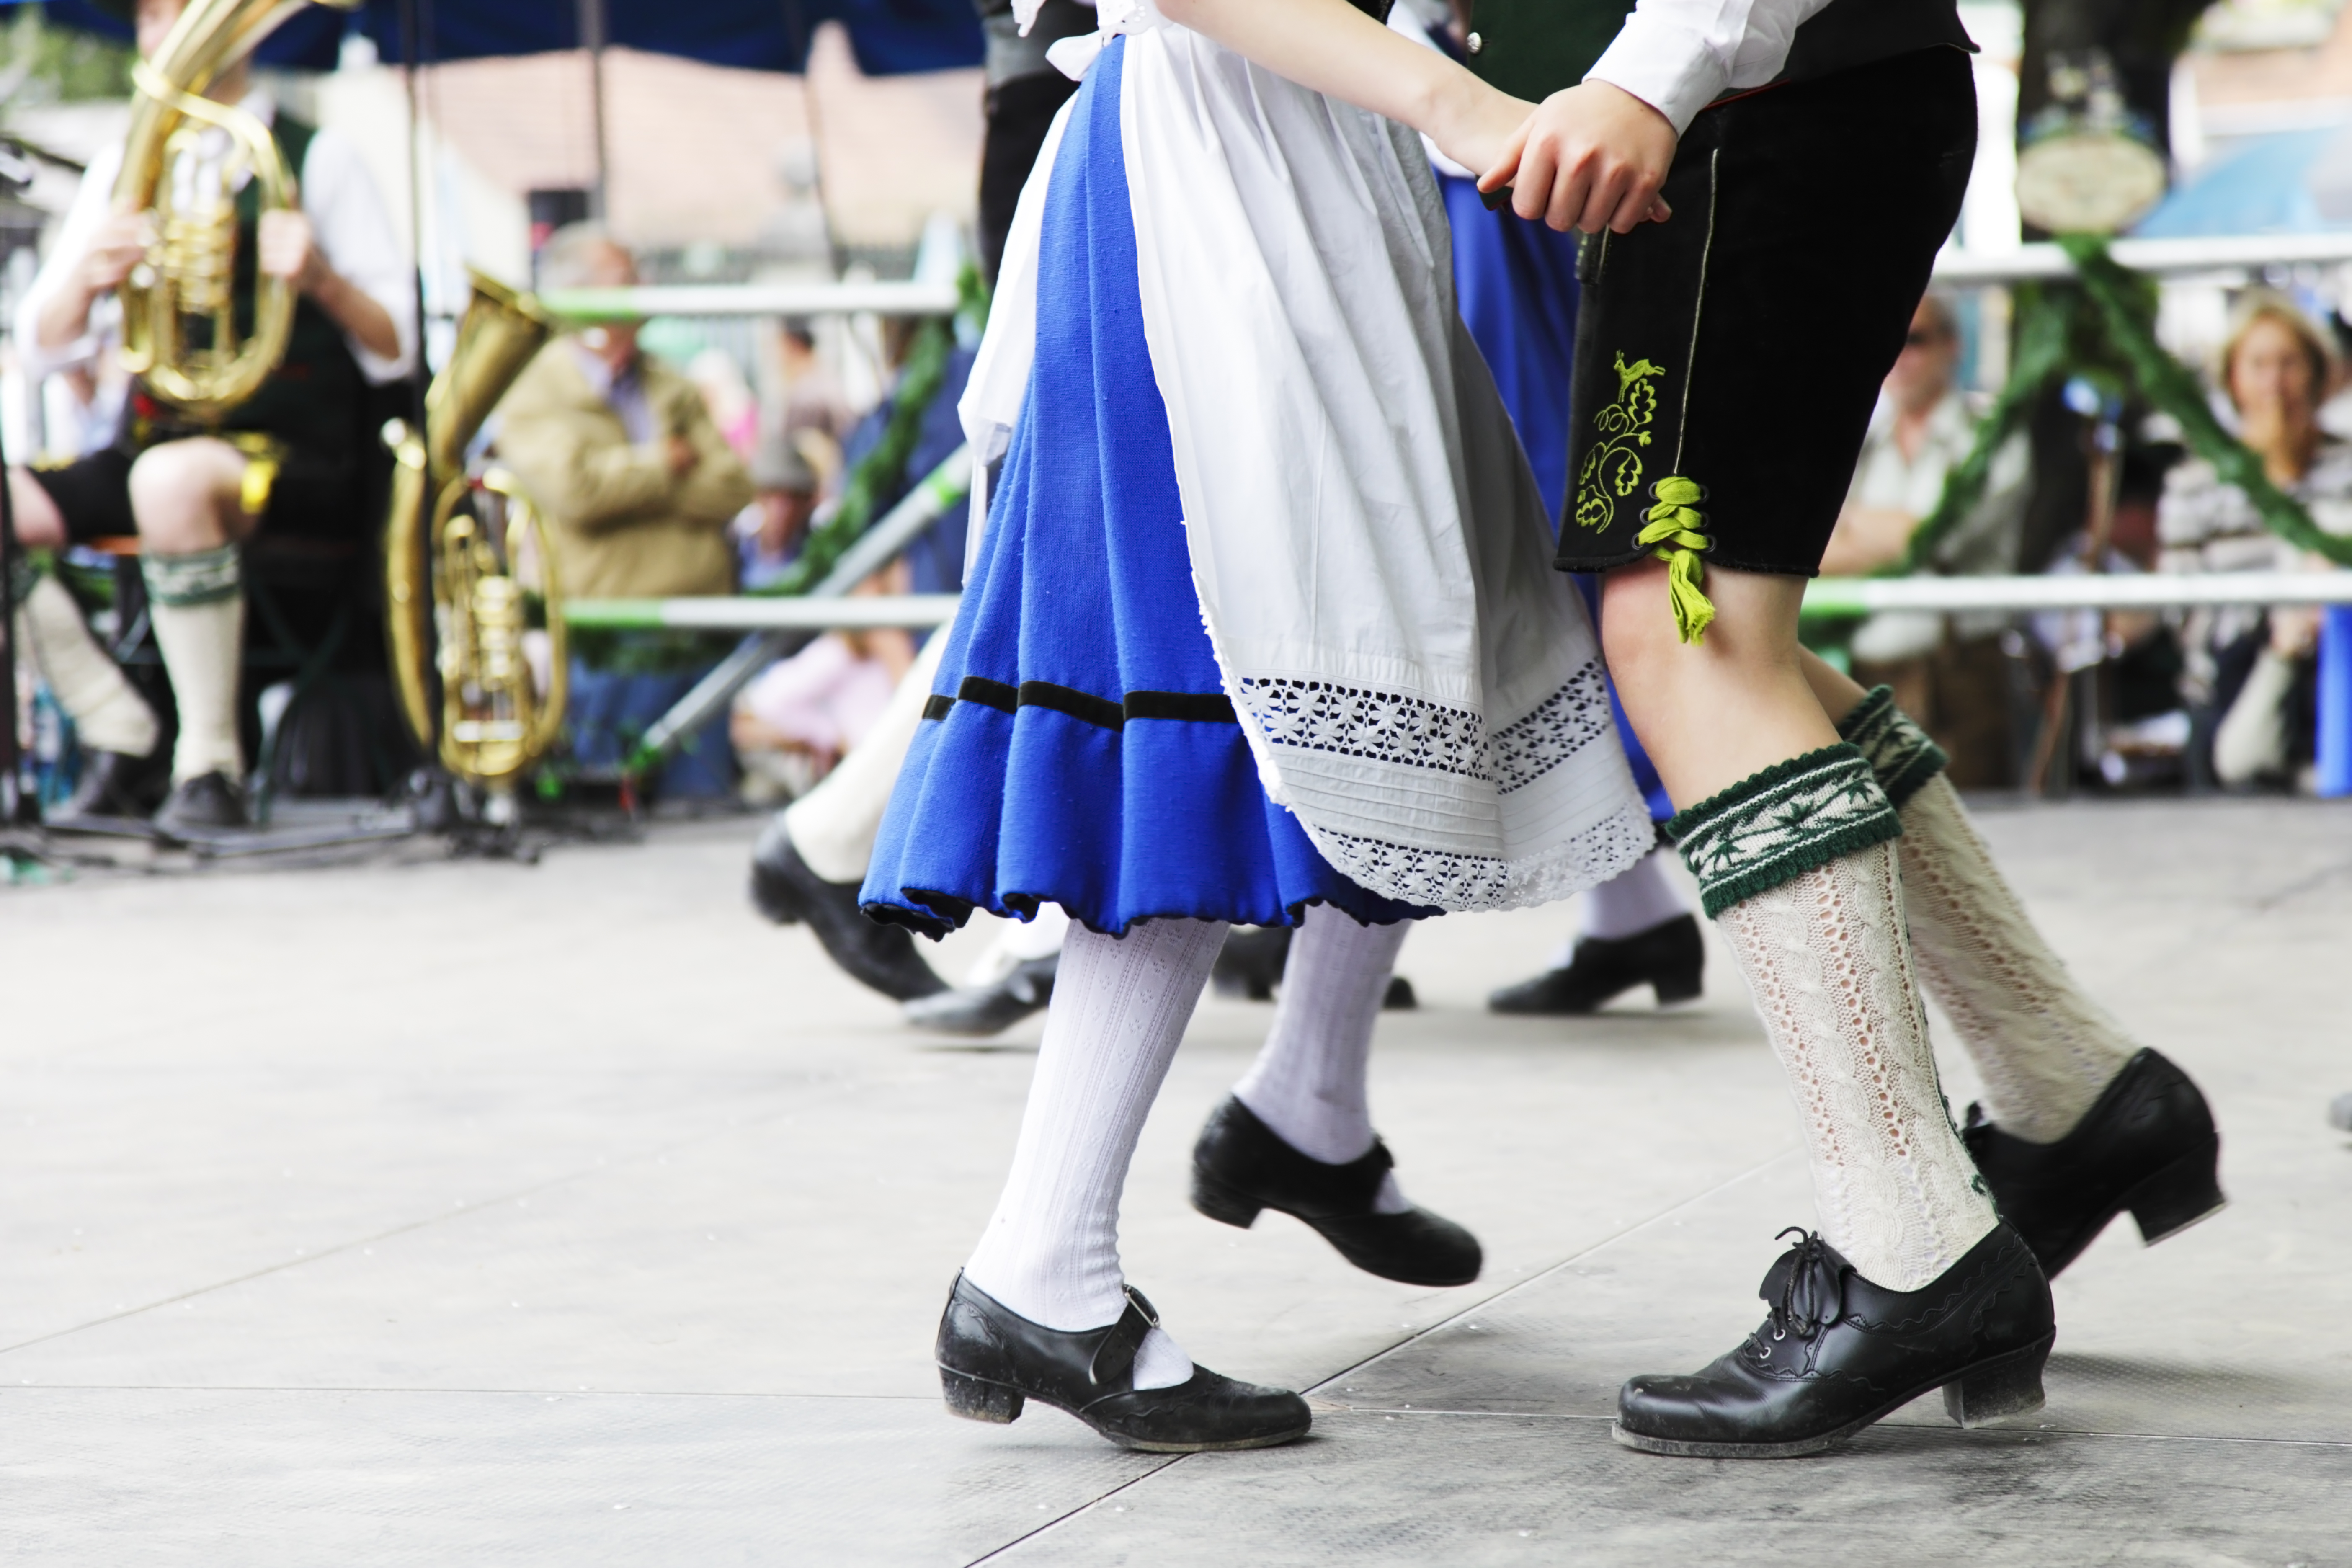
132, 114, 367, 456
1465, 0, 1974, 111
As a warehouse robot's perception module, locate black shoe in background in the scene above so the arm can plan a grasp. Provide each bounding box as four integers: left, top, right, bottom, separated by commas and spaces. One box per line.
1211, 925, 1290, 999
1962, 1048, 2225, 1280
903, 955, 1057, 1037
935, 1273, 1311, 1452
1614, 1225, 2053, 1458
49, 749, 167, 826
1488, 913, 1705, 1015
1190, 1096, 1481, 1287
750, 818, 946, 1002
152, 771, 248, 837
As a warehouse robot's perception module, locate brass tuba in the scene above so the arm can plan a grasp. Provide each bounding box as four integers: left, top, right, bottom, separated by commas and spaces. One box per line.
113, 0, 359, 422
384, 271, 568, 788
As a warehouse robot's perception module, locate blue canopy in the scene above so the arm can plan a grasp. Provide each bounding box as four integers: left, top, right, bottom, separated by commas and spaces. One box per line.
18, 0, 983, 77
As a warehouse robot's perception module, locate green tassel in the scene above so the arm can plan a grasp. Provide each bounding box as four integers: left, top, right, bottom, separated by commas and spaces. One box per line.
1635, 476, 1715, 645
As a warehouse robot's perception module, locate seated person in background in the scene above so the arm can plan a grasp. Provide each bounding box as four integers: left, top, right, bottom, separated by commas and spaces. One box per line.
731, 567, 918, 802
1819, 291, 2029, 787
2159, 290, 2352, 790
736, 428, 822, 590
495, 224, 755, 603
4, 0, 415, 833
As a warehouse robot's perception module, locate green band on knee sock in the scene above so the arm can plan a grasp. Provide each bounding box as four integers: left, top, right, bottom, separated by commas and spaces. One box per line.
1667, 743, 1901, 917
140, 544, 242, 608
1835, 685, 1949, 809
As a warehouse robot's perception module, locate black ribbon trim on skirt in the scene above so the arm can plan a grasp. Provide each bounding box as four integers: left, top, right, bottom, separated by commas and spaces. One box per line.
921, 676, 1237, 730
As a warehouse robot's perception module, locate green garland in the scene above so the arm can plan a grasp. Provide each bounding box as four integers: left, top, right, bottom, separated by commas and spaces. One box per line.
751, 263, 990, 598
1895, 235, 2343, 575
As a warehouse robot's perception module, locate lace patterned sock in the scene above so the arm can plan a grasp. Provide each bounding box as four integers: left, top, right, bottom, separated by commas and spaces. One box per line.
1232, 906, 1412, 1214
141, 545, 246, 784
1839, 687, 2136, 1143
962, 916, 1227, 1390
1675, 749, 1995, 1291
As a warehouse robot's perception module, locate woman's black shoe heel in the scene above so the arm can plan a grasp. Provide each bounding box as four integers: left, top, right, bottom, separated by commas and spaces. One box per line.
2125, 1146, 2228, 1244
1488, 913, 1706, 1015
1963, 1048, 2226, 1278
941, 1367, 1024, 1424
1190, 1097, 1481, 1287
1941, 1338, 2050, 1428
934, 1274, 1310, 1452
1612, 1225, 2055, 1459
1189, 1168, 1263, 1230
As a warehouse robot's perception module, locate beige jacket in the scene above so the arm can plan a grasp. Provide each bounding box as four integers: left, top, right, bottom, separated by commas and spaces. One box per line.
494, 344, 755, 601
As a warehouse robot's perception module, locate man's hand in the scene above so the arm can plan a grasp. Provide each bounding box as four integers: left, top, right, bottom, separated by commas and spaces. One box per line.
78, 211, 152, 298
257, 208, 327, 293
1482, 80, 1676, 235
664, 433, 699, 478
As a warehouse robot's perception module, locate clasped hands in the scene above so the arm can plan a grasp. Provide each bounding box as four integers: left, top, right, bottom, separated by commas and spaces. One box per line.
1441, 79, 1678, 236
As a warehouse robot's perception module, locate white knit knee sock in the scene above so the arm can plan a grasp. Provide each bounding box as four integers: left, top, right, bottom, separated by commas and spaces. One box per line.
1898, 775, 2135, 1142
1578, 846, 1689, 941
142, 546, 245, 784
962, 916, 1226, 1390
1231, 908, 1412, 1214
14, 575, 158, 757
1717, 839, 1997, 1292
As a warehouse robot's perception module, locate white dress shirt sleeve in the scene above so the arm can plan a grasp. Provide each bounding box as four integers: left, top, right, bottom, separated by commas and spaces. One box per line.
299, 126, 417, 384
1586, 0, 1840, 134
14, 144, 126, 384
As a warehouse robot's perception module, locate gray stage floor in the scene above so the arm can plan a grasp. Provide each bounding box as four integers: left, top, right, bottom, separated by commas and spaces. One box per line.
1, 797, 2345, 1564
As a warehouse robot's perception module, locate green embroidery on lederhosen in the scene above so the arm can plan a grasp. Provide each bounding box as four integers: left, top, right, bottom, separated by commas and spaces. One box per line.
1573, 353, 1665, 534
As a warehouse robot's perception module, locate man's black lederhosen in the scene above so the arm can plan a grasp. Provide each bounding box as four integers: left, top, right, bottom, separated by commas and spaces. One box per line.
1470, 0, 1979, 579
31, 114, 371, 547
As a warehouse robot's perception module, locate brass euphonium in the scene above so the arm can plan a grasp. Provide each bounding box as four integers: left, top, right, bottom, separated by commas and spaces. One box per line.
384, 271, 567, 787
113, 0, 359, 422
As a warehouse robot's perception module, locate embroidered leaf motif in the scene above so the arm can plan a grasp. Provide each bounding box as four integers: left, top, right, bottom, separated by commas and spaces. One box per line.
1574, 354, 1665, 533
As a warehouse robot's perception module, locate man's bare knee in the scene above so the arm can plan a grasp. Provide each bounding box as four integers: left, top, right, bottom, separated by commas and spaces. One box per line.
129, 440, 247, 552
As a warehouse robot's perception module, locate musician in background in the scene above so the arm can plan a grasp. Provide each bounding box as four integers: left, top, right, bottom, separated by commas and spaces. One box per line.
6, 0, 414, 833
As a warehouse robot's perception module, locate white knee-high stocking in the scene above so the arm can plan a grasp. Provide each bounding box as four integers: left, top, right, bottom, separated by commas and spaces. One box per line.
1897, 776, 2135, 1143
1579, 847, 1689, 941
1231, 908, 1411, 1212
1718, 839, 1997, 1292
961, 916, 1225, 1390
13, 575, 159, 758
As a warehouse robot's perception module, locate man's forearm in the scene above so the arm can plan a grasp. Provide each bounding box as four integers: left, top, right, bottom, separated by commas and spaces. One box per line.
34, 279, 100, 353
306, 265, 400, 363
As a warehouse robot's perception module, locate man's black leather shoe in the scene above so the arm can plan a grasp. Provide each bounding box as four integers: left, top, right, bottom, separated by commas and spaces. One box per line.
1190, 1096, 1480, 1287
152, 771, 248, 836
1614, 1225, 2054, 1459
750, 819, 945, 1002
1488, 914, 1705, 1015
903, 956, 1057, 1036
49, 748, 166, 827
936, 1274, 1310, 1452
1962, 1048, 2225, 1280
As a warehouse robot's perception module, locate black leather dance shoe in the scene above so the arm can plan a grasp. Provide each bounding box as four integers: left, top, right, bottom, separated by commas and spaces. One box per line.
750, 819, 946, 1002
935, 1274, 1311, 1452
1614, 1224, 2054, 1459
903, 956, 1058, 1036
1190, 1096, 1481, 1287
1487, 914, 1705, 1016
152, 771, 248, 836
1961, 1048, 2225, 1280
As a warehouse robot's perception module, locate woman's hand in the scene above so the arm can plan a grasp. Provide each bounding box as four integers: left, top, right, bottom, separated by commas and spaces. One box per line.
1480, 80, 1676, 234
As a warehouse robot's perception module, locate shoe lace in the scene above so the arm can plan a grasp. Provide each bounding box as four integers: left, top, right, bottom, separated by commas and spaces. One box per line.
1755, 1227, 1848, 1348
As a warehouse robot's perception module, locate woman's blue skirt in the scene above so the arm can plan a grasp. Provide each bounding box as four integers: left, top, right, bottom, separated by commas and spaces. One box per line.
861, 39, 1428, 939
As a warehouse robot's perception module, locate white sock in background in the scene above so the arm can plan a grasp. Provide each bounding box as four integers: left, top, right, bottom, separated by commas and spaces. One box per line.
962, 916, 1226, 1390
14, 575, 159, 758
1578, 847, 1689, 941
141, 546, 245, 784
1231, 907, 1413, 1213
